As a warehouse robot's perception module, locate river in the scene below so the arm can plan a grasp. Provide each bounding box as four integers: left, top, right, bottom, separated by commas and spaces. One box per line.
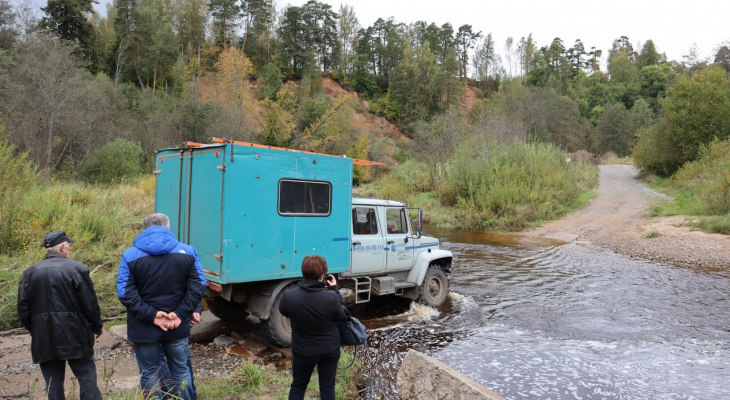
353, 227, 730, 400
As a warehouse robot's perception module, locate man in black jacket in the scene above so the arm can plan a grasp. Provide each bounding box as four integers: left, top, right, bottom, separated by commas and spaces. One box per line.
17, 230, 103, 400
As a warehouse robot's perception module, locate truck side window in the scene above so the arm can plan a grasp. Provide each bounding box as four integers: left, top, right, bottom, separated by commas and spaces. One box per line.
278, 179, 331, 216
386, 208, 407, 234
352, 207, 378, 235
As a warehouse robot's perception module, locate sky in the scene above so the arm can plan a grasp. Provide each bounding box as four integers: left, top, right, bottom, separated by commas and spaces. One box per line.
14, 0, 730, 70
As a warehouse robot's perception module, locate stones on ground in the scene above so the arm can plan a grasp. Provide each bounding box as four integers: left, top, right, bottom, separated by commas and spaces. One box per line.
213, 335, 237, 348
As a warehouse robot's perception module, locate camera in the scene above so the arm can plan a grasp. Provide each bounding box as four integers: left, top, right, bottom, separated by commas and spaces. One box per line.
323, 274, 331, 287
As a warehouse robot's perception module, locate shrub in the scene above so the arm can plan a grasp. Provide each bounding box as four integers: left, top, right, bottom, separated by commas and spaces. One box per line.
81, 138, 146, 184
633, 124, 683, 176
0, 139, 38, 255
672, 139, 730, 215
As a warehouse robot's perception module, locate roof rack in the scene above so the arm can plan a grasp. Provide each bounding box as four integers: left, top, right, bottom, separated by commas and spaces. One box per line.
184, 137, 384, 166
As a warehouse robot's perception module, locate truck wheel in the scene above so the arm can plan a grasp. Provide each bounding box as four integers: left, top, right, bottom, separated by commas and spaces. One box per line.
206, 297, 250, 321
266, 283, 297, 347
417, 266, 449, 307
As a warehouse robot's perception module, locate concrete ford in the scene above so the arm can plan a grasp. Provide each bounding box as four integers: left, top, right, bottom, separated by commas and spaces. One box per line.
154, 138, 453, 346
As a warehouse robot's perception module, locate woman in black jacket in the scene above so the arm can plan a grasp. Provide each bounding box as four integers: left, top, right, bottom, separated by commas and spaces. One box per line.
279, 255, 345, 400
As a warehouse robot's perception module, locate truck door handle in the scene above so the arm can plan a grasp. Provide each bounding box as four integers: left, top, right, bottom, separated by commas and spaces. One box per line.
387, 240, 395, 244
352, 241, 361, 246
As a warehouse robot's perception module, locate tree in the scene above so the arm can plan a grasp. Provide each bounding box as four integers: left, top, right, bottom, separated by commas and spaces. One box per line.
4, 34, 91, 169
0, 0, 18, 50
278, 1, 340, 76
472, 33, 500, 91
713, 44, 730, 72
40, 0, 96, 61
455, 24, 481, 78
338, 4, 359, 74
637, 39, 662, 68
517, 34, 536, 76
209, 0, 240, 48
663, 65, 730, 164
171, 0, 208, 61
240, 0, 274, 67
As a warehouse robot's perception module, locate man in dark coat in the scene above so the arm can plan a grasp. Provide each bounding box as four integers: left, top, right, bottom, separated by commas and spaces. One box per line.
17, 230, 103, 400
117, 213, 205, 400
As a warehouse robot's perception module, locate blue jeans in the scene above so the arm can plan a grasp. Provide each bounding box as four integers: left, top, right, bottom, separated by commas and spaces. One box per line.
159, 344, 197, 399
134, 337, 194, 400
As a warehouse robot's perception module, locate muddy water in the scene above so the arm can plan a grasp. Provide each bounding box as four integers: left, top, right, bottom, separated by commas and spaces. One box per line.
353, 228, 730, 399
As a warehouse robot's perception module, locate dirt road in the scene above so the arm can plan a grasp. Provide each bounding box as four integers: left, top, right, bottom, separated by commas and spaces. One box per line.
525, 164, 730, 269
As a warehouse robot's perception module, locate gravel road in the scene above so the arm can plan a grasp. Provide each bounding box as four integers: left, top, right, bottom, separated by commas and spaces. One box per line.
525, 164, 730, 269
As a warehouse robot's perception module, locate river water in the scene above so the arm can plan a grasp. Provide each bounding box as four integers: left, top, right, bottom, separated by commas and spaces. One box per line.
353, 227, 730, 400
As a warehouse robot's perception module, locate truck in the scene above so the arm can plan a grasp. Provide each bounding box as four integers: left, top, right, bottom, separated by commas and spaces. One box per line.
154, 138, 453, 346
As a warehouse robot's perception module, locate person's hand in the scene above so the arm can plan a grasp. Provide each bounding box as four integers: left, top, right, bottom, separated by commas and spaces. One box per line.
166, 312, 182, 329
191, 312, 201, 327
325, 274, 337, 288
95, 328, 104, 339
154, 311, 171, 331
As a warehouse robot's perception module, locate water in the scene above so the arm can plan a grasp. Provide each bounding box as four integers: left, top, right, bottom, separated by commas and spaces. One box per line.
353, 228, 730, 399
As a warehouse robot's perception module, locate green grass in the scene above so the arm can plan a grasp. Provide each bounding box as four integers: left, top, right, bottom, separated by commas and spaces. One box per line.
104, 355, 362, 400
0, 173, 154, 330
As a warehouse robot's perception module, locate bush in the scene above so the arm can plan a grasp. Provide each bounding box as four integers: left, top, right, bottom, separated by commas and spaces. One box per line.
81, 139, 146, 184
633, 124, 684, 176
435, 138, 598, 230
672, 139, 730, 215
0, 139, 38, 255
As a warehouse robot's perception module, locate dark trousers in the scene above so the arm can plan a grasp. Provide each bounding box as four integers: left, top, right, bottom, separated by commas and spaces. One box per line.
289, 348, 340, 400
39, 356, 102, 400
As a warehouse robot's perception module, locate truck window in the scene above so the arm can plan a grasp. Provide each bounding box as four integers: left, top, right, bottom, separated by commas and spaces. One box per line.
278, 179, 331, 216
352, 207, 378, 235
386, 208, 408, 234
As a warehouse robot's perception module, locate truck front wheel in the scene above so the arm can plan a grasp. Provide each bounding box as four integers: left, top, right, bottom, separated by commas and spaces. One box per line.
266, 283, 297, 347
417, 266, 449, 307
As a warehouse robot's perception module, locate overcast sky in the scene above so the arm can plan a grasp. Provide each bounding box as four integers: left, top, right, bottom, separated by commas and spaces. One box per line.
15, 0, 730, 69
281, 0, 729, 68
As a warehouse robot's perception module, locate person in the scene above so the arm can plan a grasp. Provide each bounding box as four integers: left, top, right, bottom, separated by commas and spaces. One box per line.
279, 255, 345, 400
17, 230, 103, 400
116, 213, 205, 400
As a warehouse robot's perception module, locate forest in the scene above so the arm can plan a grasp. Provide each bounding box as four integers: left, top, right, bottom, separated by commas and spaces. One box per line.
1, 0, 729, 236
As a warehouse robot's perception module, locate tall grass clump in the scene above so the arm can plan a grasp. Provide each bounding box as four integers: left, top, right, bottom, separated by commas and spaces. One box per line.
0, 142, 154, 330
668, 139, 730, 233
435, 138, 598, 230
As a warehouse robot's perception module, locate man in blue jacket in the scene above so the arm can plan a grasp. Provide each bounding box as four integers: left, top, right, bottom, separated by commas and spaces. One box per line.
117, 213, 205, 400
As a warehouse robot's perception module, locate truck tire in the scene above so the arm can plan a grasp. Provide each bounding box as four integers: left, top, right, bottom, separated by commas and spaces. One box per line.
266, 283, 298, 347
206, 297, 250, 321
417, 265, 449, 307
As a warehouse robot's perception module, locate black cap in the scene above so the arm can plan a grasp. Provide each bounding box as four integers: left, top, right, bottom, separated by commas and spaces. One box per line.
43, 231, 76, 248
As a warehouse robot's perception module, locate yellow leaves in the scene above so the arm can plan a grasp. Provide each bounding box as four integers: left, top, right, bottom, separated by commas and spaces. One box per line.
213, 47, 254, 106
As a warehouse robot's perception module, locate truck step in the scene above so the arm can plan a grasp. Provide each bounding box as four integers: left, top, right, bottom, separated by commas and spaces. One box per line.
354, 276, 372, 304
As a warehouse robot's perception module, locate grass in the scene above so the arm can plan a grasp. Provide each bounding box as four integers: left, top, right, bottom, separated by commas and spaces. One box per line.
104, 354, 362, 400
645, 140, 730, 235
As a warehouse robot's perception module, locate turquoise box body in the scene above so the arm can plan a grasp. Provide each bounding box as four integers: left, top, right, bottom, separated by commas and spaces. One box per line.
155, 143, 354, 284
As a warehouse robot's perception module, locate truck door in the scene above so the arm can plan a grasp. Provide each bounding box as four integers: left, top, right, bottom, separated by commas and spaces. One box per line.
385, 207, 414, 271
350, 206, 386, 274
185, 146, 225, 279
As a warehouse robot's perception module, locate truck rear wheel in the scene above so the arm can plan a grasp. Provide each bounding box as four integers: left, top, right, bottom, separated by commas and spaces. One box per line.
266, 283, 298, 347
417, 266, 449, 307
206, 297, 250, 321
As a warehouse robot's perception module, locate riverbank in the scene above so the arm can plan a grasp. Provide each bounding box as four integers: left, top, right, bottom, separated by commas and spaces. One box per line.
524, 164, 730, 269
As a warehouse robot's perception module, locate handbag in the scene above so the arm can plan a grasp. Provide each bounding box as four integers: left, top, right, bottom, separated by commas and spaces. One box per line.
338, 307, 367, 346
